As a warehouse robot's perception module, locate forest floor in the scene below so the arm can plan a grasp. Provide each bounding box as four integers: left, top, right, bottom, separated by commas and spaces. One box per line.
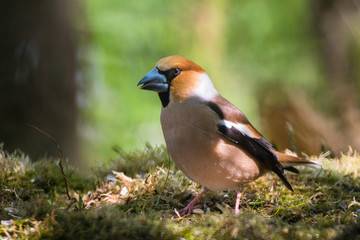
1, 144, 360, 239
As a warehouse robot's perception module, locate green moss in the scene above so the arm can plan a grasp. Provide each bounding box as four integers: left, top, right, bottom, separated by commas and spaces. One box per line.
1, 146, 360, 239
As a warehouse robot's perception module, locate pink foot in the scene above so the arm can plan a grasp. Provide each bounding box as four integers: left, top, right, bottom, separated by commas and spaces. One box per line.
175, 189, 208, 216
177, 204, 202, 216
234, 191, 242, 214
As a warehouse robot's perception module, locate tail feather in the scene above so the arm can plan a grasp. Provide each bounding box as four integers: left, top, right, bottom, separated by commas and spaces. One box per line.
277, 152, 321, 169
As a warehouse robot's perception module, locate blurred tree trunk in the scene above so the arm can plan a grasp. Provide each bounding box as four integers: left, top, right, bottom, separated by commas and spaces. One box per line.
259, 87, 346, 155
312, 0, 360, 150
0, 0, 81, 165
192, 0, 226, 74
259, 1, 360, 155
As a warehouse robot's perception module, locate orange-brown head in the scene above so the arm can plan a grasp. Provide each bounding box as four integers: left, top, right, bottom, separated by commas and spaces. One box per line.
138, 56, 218, 107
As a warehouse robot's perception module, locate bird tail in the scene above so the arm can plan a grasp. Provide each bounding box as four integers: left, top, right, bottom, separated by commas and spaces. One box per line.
277, 152, 321, 173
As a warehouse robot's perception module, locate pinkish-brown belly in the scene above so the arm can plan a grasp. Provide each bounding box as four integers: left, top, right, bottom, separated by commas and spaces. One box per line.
161, 104, 264, 191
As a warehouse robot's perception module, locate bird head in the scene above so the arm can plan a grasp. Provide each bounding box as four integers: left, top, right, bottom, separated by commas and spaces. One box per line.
137, 56, 218, 107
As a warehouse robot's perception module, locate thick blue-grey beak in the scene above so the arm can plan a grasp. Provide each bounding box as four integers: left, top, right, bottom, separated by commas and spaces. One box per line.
137, 68, 168, 93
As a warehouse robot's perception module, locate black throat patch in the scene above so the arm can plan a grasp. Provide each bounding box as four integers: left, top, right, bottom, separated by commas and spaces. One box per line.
158, 91, 170, 108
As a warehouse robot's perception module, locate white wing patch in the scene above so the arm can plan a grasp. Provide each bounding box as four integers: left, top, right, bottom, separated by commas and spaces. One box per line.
219, 120, 256, 138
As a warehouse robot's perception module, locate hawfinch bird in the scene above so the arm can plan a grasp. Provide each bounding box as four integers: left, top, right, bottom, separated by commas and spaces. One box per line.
137, 56, 319, 215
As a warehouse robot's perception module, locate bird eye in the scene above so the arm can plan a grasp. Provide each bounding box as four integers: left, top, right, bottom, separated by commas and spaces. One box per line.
171, 67, 181, 77
164, 67, 182, 82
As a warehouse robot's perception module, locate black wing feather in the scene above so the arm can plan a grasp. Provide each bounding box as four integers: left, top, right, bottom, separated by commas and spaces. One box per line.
217, 124, 294, 191
284, 166, 299, 174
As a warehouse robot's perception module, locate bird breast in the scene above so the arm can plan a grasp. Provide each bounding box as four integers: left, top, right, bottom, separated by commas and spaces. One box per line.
160, 99, 264, 191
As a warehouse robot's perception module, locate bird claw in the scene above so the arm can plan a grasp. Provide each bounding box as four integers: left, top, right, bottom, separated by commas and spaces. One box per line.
174, 189, 207, 216
176, 204, 202, 216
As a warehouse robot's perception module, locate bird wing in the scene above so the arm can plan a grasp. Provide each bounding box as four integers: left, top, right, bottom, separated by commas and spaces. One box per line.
207, 96, 293, 191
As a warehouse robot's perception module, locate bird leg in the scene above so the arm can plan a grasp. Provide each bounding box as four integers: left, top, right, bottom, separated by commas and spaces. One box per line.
234, 191, 242, 214
177, 189, 208, 216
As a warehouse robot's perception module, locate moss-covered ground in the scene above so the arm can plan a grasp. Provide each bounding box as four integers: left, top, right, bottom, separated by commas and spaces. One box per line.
1, 145, 360, 239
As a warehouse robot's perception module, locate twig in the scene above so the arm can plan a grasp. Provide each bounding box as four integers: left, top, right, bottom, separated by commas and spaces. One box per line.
26, 124, 72, 200
155, 154, 172, 208
286, 122, 297, 153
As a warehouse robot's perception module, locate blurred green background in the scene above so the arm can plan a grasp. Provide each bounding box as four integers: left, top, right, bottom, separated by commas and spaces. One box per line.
1, 0, 359, 166
83, 0, 324, 162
